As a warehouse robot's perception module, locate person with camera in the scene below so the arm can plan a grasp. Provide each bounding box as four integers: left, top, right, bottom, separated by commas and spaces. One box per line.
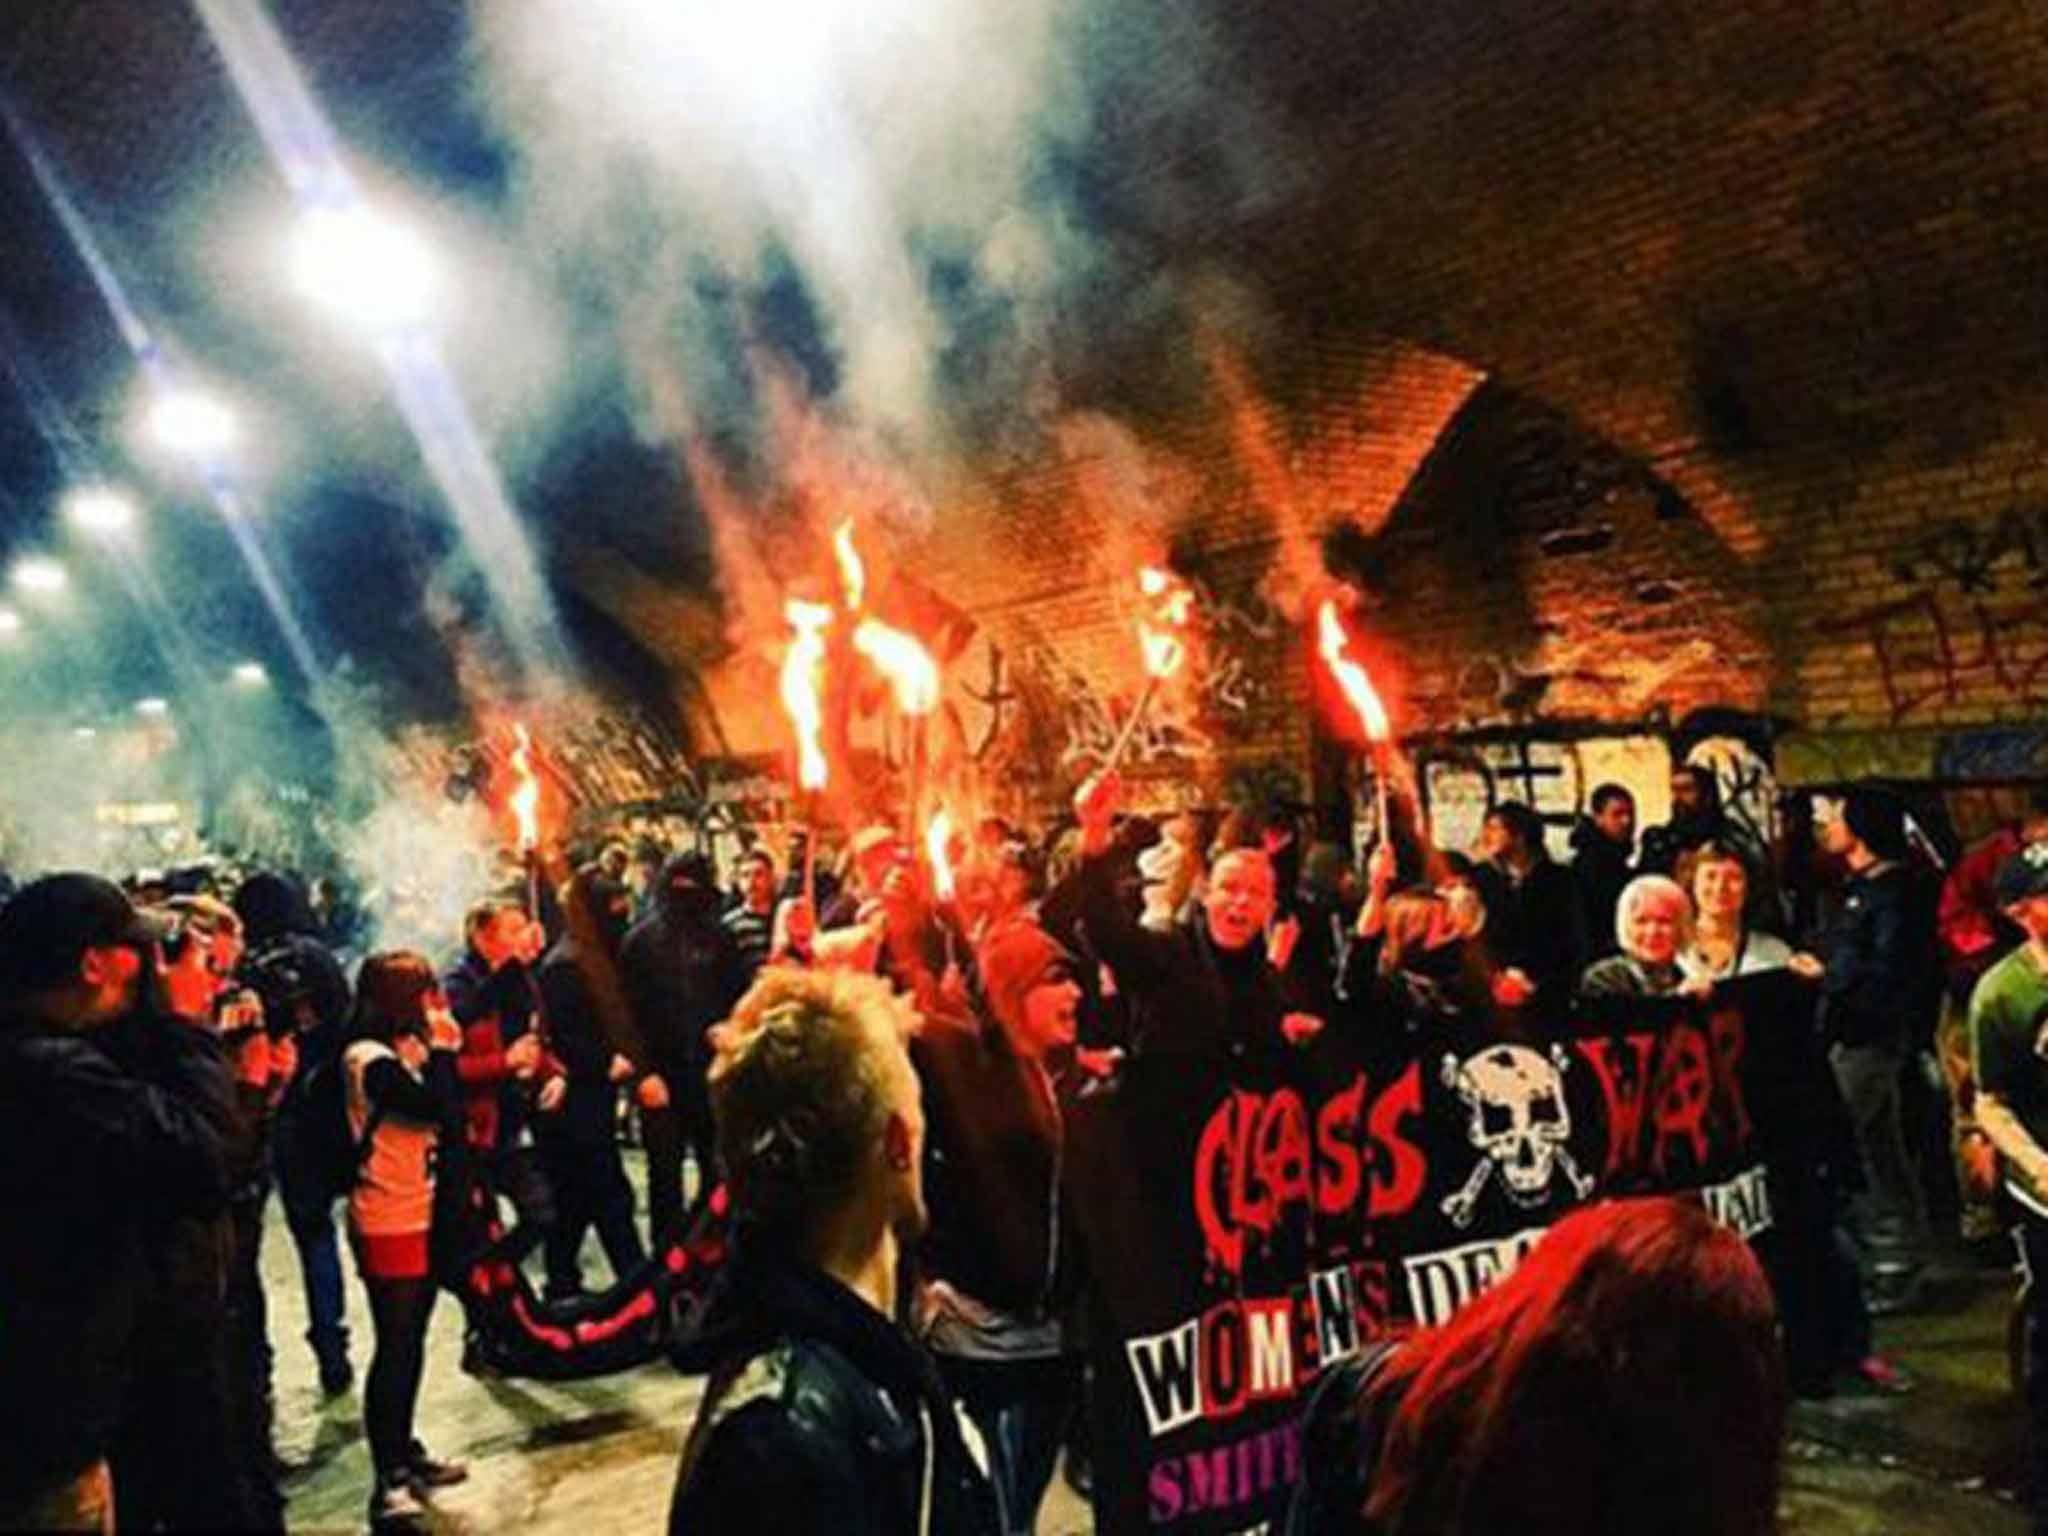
171, 895, 299, 1527
344, 952, 470, 1530
0, 874, 236, 1532
235, 871, 356, 1394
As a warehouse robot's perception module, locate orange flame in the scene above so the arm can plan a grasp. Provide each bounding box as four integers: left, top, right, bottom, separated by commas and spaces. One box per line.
780, 600, 833, 790
1316, 599, 1392, 743
508, 722, 541, 851
853, 617, 940, 716
833, 519, 866, 611
1137, 565, 1194, 680
925, 806, 956, 901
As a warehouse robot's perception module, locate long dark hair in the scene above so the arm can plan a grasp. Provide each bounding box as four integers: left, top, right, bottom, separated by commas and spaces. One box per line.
349, 951, 439, 1044
1363, 1197, 1784, 1536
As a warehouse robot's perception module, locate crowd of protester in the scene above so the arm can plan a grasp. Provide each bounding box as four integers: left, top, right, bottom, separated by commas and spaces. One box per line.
3, 767, 2048, 1534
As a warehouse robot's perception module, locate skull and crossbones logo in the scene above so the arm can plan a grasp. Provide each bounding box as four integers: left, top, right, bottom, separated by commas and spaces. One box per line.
1439, 1044, 1595, 1229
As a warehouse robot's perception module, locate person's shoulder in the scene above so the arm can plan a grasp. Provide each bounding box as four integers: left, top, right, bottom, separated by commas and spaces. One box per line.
343, 1037, 393, 1072
689, 1340, 882, 1481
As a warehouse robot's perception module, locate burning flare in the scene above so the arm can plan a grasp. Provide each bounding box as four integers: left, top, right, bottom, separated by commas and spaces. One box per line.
925, 806, 956, 902
853, 618, 940, 716
1316, 599, 1392, 743
780, 600, 834, 791
833, 520, 867, 611
1137, 565, 1194, 680
508, 722, 541, 851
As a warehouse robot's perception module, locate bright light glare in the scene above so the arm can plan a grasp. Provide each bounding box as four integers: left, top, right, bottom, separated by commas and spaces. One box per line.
11, 558, 67, 594
135, 697, 170, 717
72, 726, 96, 740
0, 608, 20, 634
65, 486, 140, 538
148, 390, 239, 459
232, 661, 269, 687
289, 204, 437, 335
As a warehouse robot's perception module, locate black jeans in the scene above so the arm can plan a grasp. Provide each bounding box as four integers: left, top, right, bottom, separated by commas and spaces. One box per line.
223, 1194, 283, 1526
537, 1126, 646, 1295
363, 1274, 436, 1483
641, 1083, 712, 1251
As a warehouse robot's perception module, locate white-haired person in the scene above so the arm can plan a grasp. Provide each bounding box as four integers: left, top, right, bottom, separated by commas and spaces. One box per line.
668, 966, 999, 1536
1579, 875, 1707, 997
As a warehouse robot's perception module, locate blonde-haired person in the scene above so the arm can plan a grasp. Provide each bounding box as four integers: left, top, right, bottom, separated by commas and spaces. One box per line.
1679, 841, 1824, 985
669, 966, 999, 1536
1580, 875, 1708, 997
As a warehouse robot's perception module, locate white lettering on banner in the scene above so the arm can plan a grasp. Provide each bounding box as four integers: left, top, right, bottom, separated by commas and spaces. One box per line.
1127, 1319, 1203, 1437
1246, 1304, 1295, 1399
1308, 1265, 1360, 1367
1700, 1165, 1774, 1239
1402, 1227, 1550, 1327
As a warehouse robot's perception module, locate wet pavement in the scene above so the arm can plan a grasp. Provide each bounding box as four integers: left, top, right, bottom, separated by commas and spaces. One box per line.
268, 1155, 2033, 1533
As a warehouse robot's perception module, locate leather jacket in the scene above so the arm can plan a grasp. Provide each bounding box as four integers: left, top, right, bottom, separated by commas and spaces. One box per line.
669, 1237, 999, 1536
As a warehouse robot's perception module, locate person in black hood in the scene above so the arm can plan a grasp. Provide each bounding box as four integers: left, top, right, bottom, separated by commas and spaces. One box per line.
621, 851, 748, 1247
670, 965, 1000, 1536
0, 875, 234, 1531
1639, 764, 1726, 879
1569, 783, 1637, 963
535, 867, 651, 1301
235, 869, 356, 1394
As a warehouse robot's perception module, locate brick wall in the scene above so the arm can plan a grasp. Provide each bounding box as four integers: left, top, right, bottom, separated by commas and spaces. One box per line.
613, 0, 2048, 842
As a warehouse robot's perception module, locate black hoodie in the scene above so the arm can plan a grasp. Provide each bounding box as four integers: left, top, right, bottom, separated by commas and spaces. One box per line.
670, 1236, 1000, 1536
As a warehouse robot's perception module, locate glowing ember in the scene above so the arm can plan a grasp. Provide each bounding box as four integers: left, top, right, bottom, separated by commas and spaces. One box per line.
833, 520, 867, 611
852, 617, 940, 716
508, 722, 542, 850
925, 806, 956, 901
780, 600, 834, 790
1316, 599, 1392, 743
1136, 565, 1194, 680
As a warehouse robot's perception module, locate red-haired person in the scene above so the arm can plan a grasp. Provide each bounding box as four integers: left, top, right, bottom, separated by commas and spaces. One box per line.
1290, 1197, 1784, 1536
344, 953, 469, 1528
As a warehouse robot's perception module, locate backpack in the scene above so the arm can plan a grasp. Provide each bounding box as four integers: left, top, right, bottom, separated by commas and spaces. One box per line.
278, 1048, 384, 1205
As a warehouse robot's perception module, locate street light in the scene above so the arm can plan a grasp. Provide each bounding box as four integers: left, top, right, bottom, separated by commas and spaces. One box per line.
72, 726, 97, 741
231, 661, 268, 688
289, 203, 437, 337
147, 388, 239, 460
0, 607, 20, 635
11, 557, 67, 595
135, 697, 170, 717
64, 485, 140, 539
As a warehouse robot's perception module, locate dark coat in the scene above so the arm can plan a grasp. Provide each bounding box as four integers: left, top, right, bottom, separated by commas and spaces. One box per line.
1820, 863, 1938, 1049
1072, 848, 1297, 1063
619, 890, 746, 1081
913, 1021, 1071, 1321
1568, 822, 1635, 962
669, 1240, 1000, 1536
0, 1010, 234, 1501
536, 938, 632, 1142
1471, 855, 1583, 1006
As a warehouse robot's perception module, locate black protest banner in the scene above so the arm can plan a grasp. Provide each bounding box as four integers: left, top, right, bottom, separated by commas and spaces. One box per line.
1064, 971, 1817, 1536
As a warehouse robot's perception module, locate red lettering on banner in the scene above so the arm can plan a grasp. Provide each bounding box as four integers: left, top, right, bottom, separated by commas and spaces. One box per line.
1708, 1008, 1754, 1146
1652, 1025, 1713, 1175
1365, 1060, 1426, 1217
1577, 1034, 1659, 1179
1194, 1070, 1431, 1275
1315, 1077, 1365, 1214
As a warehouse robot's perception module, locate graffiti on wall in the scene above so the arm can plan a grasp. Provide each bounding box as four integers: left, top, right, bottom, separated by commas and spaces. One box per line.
1842, 501, 2048, 725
